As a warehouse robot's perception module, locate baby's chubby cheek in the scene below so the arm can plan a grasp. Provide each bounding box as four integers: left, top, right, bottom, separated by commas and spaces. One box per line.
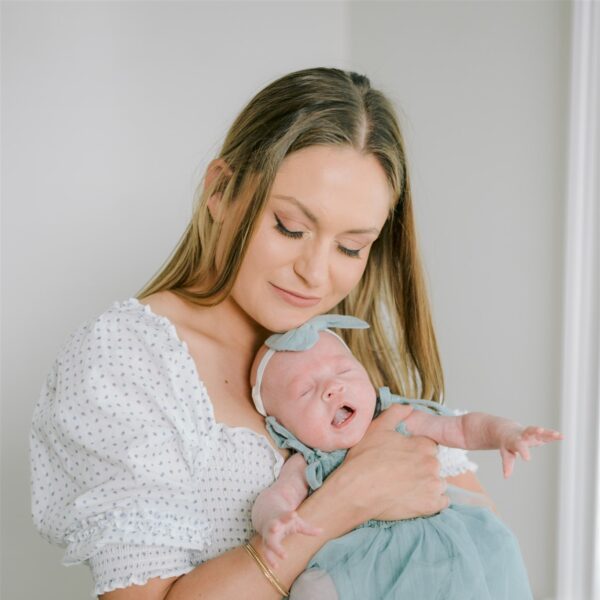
260, 384, 294, 427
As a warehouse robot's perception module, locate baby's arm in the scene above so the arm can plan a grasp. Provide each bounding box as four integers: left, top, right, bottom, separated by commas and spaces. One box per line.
403, 408, 562, 478
251, 452, 323, 568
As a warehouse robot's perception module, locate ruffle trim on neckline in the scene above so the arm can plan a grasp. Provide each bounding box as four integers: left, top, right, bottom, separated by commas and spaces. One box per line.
111, 298, 285, 475
62, 509, 212, 565
113, 298, 190, 353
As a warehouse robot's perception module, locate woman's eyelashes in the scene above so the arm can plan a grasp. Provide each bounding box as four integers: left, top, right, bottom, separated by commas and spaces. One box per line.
337, 246, 361, 258
274, 214, 303, 239
274, 213, 363, 258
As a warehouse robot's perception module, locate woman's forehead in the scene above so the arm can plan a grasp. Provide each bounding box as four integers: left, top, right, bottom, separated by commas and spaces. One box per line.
269, 146, 394, 225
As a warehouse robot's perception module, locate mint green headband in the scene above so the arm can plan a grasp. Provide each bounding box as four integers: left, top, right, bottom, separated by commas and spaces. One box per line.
251, 314, 369, 417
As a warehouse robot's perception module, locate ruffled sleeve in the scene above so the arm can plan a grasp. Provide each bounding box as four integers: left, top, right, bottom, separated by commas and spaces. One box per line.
30, 300, 215, 595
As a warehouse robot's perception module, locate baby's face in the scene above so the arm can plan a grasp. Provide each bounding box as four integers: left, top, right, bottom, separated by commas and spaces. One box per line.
259, 332, 377, 451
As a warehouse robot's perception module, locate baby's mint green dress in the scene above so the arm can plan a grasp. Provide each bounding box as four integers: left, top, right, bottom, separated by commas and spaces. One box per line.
265, 387, 533, 600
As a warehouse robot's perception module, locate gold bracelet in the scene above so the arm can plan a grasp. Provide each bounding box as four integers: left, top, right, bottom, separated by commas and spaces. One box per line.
243, 542, 290, 598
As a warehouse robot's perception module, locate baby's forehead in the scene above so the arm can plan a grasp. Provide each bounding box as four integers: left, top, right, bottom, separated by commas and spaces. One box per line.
306, 331, 351, 356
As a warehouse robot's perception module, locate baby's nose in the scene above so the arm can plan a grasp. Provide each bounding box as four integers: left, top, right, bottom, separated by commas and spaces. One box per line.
323, 381, 344, 401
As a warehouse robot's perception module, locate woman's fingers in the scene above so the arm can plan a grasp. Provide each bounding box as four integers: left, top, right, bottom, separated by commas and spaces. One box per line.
340, 412, 447, 522
385, 440, 448, 518
369, 403, 414, 431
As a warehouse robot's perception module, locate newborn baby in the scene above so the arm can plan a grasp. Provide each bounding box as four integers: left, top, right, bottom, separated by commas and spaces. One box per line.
249, 314, 562, 600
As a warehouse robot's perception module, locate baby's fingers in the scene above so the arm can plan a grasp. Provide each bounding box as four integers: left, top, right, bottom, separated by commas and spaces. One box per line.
262, 546, 283, 570
262, 514, 322, 570
282, 511, 322, 537
500, 448, 517, 478
295, 516, 323, 537
522, 426, 563, 445
263, 531, 287, 561
515, 439, 531, 462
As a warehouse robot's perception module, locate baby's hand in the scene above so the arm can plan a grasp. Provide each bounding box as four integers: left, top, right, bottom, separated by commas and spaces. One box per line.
500, 426, 563, 478
259, 511, 323, 569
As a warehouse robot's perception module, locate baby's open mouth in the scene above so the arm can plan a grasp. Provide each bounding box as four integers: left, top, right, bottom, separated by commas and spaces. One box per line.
332, 406, 355, 427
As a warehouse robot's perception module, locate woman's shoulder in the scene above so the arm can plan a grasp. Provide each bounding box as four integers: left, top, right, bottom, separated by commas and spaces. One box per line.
40, 295, 213, 430
55, 295, 185, 363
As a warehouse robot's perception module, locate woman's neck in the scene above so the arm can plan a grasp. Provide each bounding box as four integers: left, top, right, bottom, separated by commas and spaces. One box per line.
172, 290, 270, 359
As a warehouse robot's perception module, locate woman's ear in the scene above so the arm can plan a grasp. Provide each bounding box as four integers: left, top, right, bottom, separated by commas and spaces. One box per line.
205, 158, 233, 222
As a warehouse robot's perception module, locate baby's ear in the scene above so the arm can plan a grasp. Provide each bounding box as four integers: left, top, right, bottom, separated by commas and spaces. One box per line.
205, 158, 233, 223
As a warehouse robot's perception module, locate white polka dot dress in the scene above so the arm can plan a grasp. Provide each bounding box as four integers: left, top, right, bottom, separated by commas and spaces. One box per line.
30, 298, 284, 597
30, 298, 477, 597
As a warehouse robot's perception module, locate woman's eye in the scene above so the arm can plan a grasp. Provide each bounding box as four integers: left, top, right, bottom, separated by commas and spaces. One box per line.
338, 245, 361, 259
275, 213, 363, 258
274, 214, 303, 239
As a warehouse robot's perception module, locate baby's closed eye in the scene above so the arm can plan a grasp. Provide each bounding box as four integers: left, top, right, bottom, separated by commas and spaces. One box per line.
293, 381, 315, 398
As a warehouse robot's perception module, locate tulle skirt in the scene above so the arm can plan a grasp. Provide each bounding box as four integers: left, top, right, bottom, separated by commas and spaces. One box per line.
305, 504, 533, 600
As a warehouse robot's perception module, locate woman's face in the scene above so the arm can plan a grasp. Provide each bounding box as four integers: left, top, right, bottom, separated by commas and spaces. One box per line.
229, 145, 393, 333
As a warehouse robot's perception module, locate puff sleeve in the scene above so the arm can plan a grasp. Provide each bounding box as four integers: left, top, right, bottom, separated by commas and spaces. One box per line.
30, 301, 215, 595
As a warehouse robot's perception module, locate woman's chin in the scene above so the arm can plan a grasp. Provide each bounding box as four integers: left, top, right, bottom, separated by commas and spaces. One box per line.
263, 311, 322, 334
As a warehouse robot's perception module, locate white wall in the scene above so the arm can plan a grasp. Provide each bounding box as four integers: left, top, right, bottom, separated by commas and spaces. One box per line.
347, 2, 570, 599
2, 1, 570, 598
1, 2, 348, 597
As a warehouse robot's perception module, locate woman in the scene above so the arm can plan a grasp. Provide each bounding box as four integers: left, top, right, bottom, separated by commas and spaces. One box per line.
31, 67, 490, 599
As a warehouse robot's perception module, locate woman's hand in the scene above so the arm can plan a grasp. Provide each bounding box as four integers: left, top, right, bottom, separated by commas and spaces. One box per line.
328, 404, 449, 523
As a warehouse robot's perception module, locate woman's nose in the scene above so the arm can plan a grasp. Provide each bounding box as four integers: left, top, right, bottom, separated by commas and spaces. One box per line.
293, 241, 329, 288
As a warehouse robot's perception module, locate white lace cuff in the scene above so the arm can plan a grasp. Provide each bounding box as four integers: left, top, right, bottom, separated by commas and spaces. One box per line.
437, 444, 478, 478
437, 407, 479, 478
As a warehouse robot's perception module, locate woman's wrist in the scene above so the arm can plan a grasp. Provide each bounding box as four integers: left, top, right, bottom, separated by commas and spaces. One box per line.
247, 475, 364, 593
297, 469, 367, 535
243, 542, 290, 597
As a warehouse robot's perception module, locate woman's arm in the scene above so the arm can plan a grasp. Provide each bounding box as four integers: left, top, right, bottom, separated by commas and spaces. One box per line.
99, 475, 355, 600
445, 470, 498, 513
101, 403, 447, 599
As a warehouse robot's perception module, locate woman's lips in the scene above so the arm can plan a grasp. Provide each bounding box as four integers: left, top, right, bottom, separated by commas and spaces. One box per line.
270, 283, 321, 308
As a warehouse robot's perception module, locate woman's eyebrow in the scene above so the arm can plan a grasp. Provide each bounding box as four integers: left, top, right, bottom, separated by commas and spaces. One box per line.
272, 194, 381, 235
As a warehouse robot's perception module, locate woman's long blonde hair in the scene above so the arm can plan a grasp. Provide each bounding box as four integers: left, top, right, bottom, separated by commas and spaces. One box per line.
138, 67, 444, 402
